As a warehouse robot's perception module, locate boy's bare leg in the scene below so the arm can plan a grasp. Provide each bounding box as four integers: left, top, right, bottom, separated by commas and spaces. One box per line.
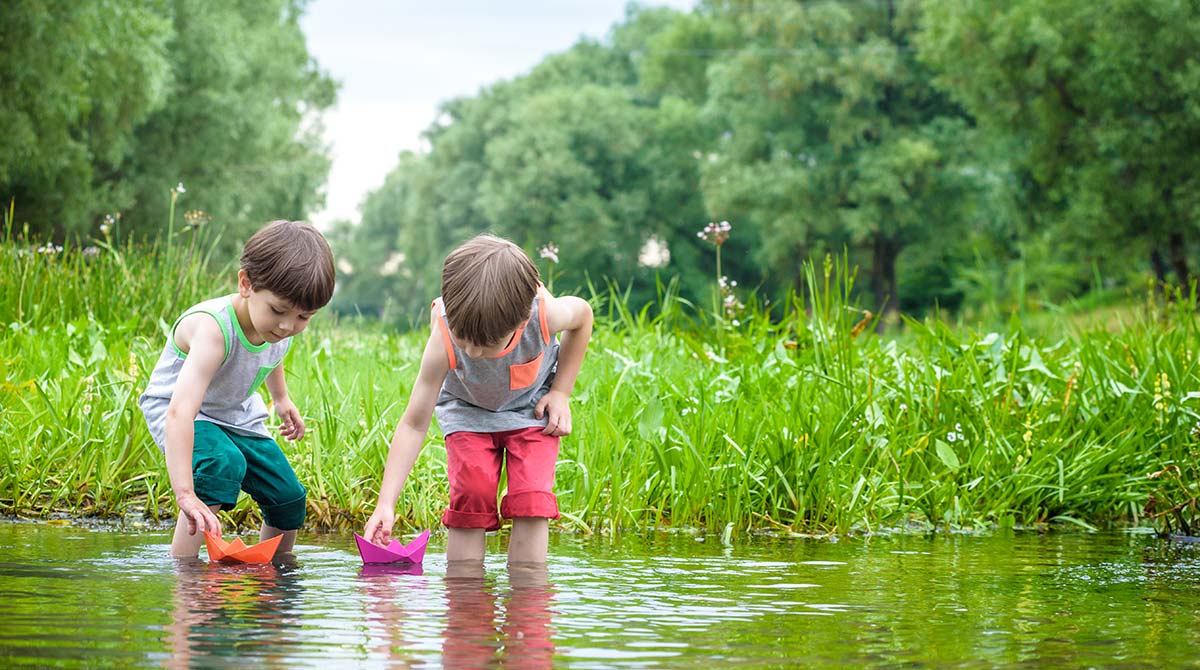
259, 524, 298, 555
447, 528, 487, 562
507, 560, 549, 587
170, 504, 221, 558
445, 559, 486, 580
508, 518, 549, 564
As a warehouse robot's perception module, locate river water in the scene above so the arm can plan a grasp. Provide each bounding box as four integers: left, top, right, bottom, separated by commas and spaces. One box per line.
1, 522, 1197, 668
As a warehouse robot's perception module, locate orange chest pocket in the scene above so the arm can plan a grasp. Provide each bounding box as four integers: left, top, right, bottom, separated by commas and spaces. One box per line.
509, 352, 544, 390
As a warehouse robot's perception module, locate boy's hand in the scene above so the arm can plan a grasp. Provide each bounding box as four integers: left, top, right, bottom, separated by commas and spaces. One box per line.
535, 390, 573, 437
275, 398, 305, 441
176, 493, 221, 537
364, 506, 396, 547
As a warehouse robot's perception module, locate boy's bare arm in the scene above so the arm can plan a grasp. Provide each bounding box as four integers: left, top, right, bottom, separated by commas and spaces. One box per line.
364, 326, 449, 544
265, 365, 304, 441
164, 314, 226, 536
535, 288, 593, 436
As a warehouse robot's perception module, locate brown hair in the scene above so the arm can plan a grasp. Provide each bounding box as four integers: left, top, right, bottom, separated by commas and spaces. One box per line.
240, 220, 335, 312
442, 234, 540, 346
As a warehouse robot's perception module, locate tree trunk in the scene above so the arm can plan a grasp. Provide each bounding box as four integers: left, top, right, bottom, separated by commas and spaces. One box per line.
1167, 231, 1191, 289
870, 234, 901, 332
1150, 248, 1170, 292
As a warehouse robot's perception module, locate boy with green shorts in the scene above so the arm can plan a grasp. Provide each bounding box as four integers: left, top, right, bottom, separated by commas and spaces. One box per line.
139, 220, 335, 558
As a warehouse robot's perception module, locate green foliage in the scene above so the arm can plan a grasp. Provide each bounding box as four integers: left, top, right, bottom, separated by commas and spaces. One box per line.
4, 241, 1200, 537
0, 0, 335, 243
334, 7, 711, 324
9, 0, 1200, 327
916, 0, 1200, 288
698, 0, 980, 324
0, 0, 172, 236
120, 0, 337, 244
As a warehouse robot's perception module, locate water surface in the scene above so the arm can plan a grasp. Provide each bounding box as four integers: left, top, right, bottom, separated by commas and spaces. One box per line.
1, 523, 1197, 668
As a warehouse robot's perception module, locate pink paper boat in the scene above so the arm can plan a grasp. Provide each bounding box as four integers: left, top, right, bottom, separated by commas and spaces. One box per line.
354, 529, 430, 565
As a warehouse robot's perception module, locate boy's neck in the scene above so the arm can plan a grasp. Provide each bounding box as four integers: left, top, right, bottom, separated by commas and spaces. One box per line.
231, 293, 265, 346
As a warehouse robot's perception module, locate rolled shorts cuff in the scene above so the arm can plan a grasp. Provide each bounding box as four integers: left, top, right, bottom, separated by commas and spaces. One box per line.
442, 508, 502, 531
193, 474, 240, 509
500, 490, 559, 520
260, 492, 307, 531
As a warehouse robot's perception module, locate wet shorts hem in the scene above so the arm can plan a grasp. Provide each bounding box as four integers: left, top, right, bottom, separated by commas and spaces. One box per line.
260, 492, 307, 531
500, 490, 559, 520
442, 508, 502, 531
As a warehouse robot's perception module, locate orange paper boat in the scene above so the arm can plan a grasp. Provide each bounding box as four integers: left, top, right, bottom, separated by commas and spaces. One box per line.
203, 531, 283, 563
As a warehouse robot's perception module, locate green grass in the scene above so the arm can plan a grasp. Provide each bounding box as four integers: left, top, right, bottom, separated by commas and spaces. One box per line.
3, 213, 1199, 537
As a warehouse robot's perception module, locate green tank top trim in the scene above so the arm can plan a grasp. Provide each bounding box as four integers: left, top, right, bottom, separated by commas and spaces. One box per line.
168, 304, 231, 363
227, 302, 270, 353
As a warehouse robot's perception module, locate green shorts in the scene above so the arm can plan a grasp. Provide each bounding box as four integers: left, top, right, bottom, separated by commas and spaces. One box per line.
192, 420, 307, 531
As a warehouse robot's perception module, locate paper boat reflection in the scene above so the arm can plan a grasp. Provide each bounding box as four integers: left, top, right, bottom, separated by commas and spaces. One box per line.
360, 562, 425, 577
354, 529, 430, 565
203, 531, 283, 563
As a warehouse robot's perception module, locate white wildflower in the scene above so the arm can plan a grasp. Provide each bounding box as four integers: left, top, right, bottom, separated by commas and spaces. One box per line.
698, 221, 732, 246
637, 235, 670, 268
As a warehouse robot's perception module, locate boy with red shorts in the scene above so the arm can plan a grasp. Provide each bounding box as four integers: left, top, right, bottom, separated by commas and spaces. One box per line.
364, 234, 593, 563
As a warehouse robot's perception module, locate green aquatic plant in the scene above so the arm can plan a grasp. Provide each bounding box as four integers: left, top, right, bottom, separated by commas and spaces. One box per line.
2, 218, 1198, 537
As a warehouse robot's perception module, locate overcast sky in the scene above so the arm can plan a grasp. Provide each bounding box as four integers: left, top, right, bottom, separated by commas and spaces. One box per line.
300, 0, 695, 228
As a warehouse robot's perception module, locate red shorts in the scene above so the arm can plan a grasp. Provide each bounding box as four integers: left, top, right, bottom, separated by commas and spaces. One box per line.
442, 427, 560, 531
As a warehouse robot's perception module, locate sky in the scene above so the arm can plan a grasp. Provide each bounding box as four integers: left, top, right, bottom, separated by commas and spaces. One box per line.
300, 0, 695, 228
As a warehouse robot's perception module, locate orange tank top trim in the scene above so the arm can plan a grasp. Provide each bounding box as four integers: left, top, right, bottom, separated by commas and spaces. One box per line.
431, 299, 457, 370
537, 293, 550, 345
487, 318, 527, 358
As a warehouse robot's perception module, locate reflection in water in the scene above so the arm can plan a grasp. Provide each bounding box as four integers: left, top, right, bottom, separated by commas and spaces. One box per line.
353, 560, 556, 669
503, 564, 555, 668
1, 524, 1199, 669
165, 553, 304, 669
358, 561, 424, 667
443, 562, 499, 668
441, 562, 556, 670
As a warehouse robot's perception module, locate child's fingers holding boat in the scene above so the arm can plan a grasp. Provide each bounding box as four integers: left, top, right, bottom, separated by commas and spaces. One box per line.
365, 507, 394, 547
178, 494, 222, 537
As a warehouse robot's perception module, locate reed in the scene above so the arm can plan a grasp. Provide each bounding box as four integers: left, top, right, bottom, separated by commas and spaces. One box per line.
2, 215, 1197, 537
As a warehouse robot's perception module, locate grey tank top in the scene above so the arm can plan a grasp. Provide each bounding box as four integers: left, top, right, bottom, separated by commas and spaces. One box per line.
433, 294, 559, 435
139, 296, 292, 450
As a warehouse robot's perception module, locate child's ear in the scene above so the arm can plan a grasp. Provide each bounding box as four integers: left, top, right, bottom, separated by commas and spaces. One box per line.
237, 270, 253, 297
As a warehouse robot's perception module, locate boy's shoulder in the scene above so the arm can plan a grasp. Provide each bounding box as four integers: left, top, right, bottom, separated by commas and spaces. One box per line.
181, 295, 234, 319
171, 295, 235, 358
537, 288, 592, 334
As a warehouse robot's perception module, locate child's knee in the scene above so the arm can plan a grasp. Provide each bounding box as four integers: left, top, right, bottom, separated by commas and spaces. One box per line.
444, 477, 502, 531
500, 490, 559, 520
260, 481, 306, 531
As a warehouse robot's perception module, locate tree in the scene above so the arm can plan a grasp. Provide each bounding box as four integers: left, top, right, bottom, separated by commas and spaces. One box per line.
916, 0, 1200, 289
699, 0, 979, 324
0, 0, 171, 236
0, 0, 336, 243
121, 0, 336, 243
333, 5, 712, 322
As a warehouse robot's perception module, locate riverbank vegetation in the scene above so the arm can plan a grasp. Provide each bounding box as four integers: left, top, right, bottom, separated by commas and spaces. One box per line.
3, 216, 1197, 536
